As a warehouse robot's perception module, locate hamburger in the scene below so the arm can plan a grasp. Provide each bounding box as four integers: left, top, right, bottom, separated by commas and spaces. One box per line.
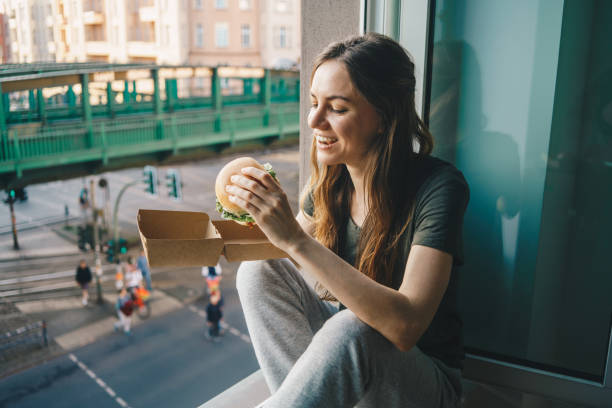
215, 157, 277, 226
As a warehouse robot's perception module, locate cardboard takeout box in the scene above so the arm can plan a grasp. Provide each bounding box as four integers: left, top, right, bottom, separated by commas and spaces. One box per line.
137, 209, 288, 267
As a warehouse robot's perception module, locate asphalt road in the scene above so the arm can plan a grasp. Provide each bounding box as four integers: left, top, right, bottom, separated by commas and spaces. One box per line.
0, 302, 260, 408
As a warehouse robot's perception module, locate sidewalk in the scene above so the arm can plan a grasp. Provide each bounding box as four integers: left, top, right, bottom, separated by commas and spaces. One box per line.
0, 229, 81, 262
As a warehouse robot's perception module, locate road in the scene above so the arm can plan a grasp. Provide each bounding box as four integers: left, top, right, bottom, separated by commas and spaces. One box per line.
0, 146, 300, 405
0, 305, 260, 407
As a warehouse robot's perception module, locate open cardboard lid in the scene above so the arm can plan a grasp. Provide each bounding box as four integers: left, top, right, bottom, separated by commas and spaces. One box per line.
138, 209, 224, 267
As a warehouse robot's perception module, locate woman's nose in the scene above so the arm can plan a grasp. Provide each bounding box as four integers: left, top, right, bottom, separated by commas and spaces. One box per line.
307, 106, 328, 130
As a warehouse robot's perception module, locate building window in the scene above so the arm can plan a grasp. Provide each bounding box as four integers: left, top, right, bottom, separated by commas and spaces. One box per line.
215, 23, 228, 48
276, 0, 290, 13
239, 0, 251, 10
275, 26, 289, 49
195, 0, 203, 9
195, 23, 204, 48
215, 0, 227, 9
241, 24, 250, 48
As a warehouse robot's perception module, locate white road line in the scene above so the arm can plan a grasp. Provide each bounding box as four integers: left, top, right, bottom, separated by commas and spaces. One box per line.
186, 304, 251, 344
68, 353, 132, 408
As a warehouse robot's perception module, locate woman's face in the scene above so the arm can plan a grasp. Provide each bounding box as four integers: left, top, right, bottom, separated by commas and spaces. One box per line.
308, 60, 382, 168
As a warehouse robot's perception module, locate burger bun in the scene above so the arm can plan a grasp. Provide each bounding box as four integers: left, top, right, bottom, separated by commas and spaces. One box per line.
215, 157, 264, 215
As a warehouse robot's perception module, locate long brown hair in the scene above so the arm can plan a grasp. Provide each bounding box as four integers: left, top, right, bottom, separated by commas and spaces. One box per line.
302, 33, 434, 299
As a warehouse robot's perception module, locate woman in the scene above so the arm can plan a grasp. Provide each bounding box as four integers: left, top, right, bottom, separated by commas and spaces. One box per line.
229, 33, 469, 407
75, 259, 92, 306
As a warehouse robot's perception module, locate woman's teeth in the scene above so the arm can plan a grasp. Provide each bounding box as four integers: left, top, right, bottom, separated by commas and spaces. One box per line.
315, 135, 338, 145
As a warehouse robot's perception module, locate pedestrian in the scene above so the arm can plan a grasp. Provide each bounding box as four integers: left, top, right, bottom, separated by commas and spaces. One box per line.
233, 33, 469, 407
137, 249, 153, 291
114, 287, 134, 335
114, 259, 124, 291
75, 259, 92, 306
205, 290, 223, 342
201, 262, 222, 294
124, 256, 143, 293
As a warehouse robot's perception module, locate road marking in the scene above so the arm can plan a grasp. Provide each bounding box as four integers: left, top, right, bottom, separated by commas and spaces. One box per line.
69, 353, 132, 408
186, 304, 251, 345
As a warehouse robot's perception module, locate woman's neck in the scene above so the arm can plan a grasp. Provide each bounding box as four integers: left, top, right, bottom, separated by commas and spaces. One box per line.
346, 164, 368, 226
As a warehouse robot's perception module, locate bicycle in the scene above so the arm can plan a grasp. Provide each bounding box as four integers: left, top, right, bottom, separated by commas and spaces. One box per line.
132, 287, 151, 319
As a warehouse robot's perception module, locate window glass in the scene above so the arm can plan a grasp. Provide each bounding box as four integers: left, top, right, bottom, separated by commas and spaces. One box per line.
241, 24, 250, 48
215, 0, 227, 9
429, 0, 612, 381
215, 23, 228, 48
195, 23, 204, 48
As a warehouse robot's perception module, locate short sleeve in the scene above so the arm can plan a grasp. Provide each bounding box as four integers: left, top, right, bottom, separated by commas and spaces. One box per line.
412, 168, 470, 266
302, 190, 315, 217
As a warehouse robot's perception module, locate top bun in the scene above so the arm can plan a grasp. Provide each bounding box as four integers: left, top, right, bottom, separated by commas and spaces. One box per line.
215, 157, 264, 215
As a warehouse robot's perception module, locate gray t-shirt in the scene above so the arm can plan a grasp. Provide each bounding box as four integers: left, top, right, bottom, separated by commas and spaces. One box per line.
303, 155, 469, 369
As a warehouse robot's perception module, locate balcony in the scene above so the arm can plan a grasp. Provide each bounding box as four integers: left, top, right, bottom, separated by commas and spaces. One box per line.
83, 11, 104, 25
139, 6, 156, 23
85, 41, 110, 56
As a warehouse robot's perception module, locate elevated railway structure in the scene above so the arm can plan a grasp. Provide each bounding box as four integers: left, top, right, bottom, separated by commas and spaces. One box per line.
0, 63, 299, 189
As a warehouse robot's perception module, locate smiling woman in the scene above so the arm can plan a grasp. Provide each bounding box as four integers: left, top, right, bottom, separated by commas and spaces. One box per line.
231, 32, 469, 408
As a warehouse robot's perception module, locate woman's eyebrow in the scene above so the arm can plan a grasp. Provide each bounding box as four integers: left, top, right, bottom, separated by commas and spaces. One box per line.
310, 92, 352, 103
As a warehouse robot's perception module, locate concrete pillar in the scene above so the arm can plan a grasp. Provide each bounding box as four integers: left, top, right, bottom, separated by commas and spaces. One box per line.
37, 89, 46, 124
81, 74, 93, 147
299, 0, 362, 188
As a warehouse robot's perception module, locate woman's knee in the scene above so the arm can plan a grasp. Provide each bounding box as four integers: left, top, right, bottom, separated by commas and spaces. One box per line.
236, 258, 293, 295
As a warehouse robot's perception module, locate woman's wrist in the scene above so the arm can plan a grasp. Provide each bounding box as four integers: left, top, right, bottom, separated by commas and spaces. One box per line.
285, 228, 312, 256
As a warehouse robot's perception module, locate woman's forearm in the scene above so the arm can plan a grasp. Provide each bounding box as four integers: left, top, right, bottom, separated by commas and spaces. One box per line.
286, 232, 421, 351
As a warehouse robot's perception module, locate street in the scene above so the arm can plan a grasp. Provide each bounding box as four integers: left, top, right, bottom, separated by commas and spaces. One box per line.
0, 306, 259, 408
0, 146, 300, 407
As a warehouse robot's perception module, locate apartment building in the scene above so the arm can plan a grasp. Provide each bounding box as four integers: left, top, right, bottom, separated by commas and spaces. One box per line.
0, 0, 298, 68
260, 0, 299, 69
2, 0, 56, 63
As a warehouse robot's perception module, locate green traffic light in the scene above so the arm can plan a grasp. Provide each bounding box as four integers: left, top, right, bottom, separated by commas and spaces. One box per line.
9, 190, 15, 199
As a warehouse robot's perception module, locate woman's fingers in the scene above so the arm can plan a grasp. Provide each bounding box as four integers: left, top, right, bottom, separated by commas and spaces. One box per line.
240, 167, 279, 190
226, 184, 263, 213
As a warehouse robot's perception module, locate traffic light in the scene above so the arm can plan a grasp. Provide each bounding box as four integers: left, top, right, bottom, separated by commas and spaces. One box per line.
3, 189, 16, 204
143, 165, 158, 195
118, 238, 128, 254
165, 168, 182, 201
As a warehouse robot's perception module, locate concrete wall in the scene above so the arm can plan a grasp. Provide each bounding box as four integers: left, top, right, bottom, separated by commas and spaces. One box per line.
299, 0, 361, 189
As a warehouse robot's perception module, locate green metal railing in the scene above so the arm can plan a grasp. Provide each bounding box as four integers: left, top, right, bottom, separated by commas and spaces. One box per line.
0, 103, 299, 177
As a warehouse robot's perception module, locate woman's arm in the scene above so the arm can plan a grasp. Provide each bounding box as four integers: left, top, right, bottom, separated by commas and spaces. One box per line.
225, 167, 452, 351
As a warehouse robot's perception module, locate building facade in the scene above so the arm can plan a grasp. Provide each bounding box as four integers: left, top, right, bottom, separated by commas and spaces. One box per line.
0, 0, 299, 68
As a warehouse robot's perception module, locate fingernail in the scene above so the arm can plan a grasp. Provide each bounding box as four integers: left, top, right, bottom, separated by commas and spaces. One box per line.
225, 185, 231, 192
230, 175, 238, 182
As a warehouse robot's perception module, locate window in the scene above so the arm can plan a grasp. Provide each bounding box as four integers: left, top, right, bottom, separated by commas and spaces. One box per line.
239, 0, 251, 10
195, 0, 203, 9
195, 23, 203, 48
240, 24, 250, 48
276, 0, 290, 13
275, 26, 289, 49
427, 0, 612, 382
215, 23, 228, 48
215, 0, 227, 9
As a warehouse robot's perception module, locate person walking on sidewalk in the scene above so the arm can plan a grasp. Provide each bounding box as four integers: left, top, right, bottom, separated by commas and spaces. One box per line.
114, 287, 135, 335
137, 249, 152, 291
201, 263, 222, 294
75, 259, 92, 306
205, 291, 223, 342
125, 257, 143, 293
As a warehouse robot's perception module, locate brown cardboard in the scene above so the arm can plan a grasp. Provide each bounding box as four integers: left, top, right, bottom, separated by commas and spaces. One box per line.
138, 209, 289, 267
138, 209, 224, 267
212, 220, 289, 262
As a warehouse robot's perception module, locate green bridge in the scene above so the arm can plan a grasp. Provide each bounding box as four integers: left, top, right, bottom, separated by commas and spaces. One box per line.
0, 63, 300, 189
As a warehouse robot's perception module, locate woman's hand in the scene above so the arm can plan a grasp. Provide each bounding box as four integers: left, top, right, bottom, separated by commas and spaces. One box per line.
225, 166, 307, 249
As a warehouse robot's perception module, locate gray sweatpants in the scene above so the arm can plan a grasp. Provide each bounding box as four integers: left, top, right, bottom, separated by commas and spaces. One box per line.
236, 258, 463, 408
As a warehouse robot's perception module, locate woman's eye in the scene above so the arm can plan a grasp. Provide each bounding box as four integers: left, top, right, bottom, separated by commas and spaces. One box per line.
331, 107, 347, 114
